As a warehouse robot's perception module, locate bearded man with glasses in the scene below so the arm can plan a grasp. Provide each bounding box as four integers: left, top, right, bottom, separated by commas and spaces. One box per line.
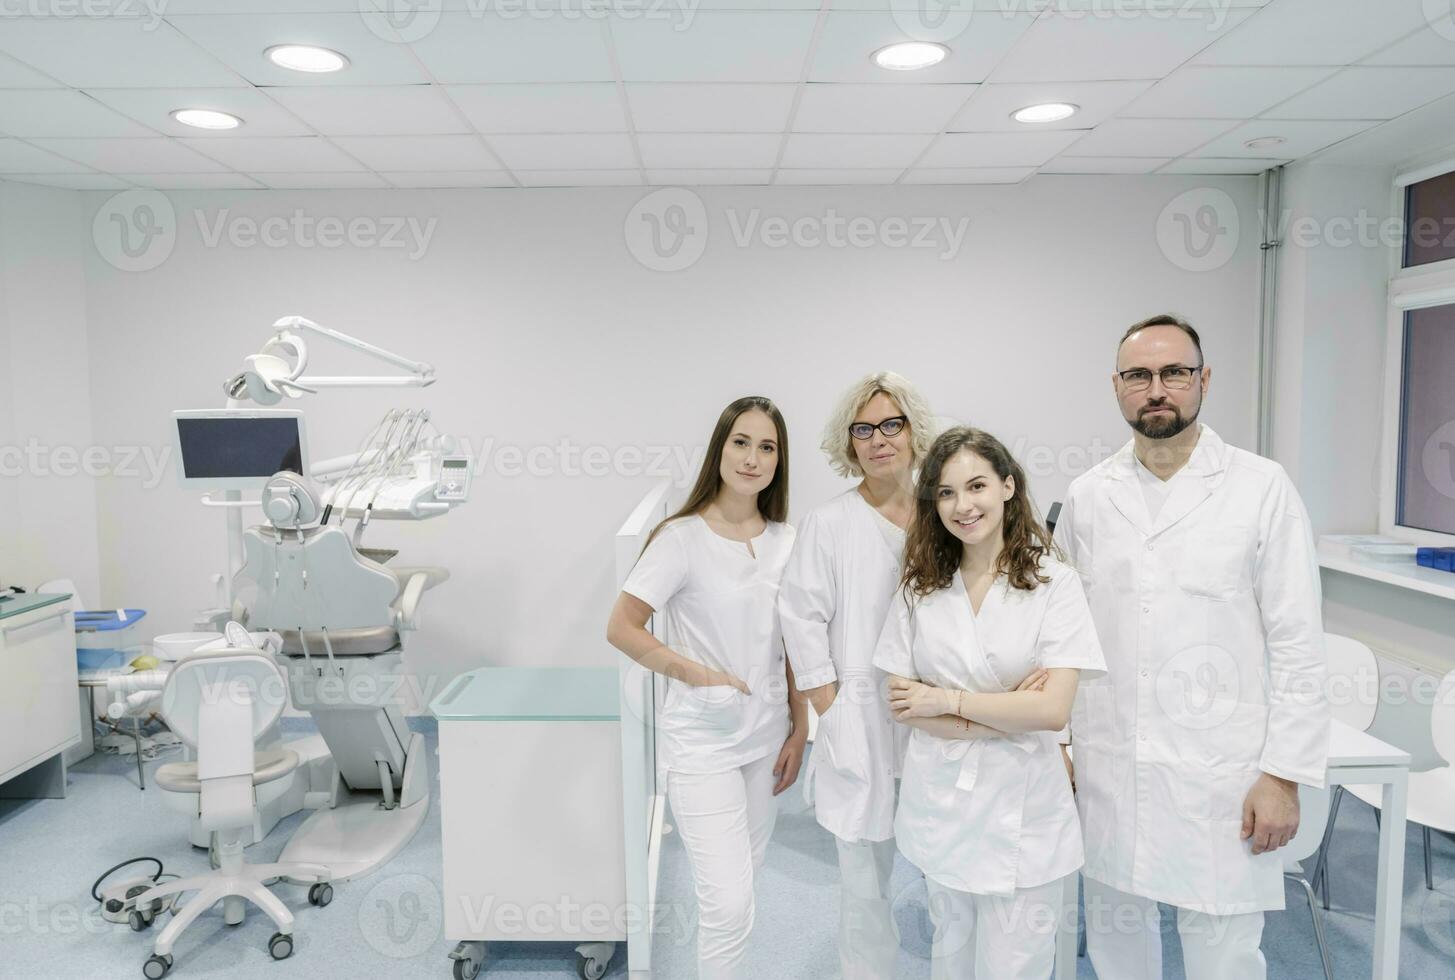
1051, 314, 1329, 980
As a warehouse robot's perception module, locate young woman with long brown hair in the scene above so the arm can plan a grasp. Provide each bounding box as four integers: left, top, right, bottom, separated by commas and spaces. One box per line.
872, 426, 1105, 979
606, 396, 807, 980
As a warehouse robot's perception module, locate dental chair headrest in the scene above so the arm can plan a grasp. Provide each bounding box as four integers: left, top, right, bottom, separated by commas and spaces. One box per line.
262, 471, 322, 529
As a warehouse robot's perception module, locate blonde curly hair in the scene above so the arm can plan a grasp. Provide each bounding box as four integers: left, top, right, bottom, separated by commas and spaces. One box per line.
819, 371, 936, 479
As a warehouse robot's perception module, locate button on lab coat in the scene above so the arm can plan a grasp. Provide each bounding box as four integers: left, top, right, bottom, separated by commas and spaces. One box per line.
1054, 424, 1329, 915
779, 490, 909, 843
873, 559, 1106, 896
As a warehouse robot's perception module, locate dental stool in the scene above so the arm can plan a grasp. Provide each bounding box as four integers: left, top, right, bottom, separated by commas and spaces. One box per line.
124, 648, 331, 979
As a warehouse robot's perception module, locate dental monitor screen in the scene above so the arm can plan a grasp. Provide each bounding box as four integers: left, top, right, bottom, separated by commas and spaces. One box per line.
174, 411, 308, 490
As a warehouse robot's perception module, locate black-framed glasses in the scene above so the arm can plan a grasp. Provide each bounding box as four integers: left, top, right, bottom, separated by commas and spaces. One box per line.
849, 416, 908, 440
1116, 364, 1203, 392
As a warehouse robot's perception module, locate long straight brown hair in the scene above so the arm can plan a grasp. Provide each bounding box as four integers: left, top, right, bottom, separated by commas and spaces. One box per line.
643, 396, 790, 551
900, 426, 1058, 598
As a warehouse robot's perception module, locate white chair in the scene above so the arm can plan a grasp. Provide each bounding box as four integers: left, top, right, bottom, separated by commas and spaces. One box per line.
1337, 668, 1455, 895
1284, 784, 1336, 980
1313, 633, 1380, 907
122, 647, 331, 979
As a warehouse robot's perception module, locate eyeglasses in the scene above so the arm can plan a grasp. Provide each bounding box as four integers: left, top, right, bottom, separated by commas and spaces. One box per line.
1116, 364, 1203, 392
849, 415, 908, 440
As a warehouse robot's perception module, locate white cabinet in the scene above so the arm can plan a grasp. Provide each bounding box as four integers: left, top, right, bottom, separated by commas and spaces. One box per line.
0, 596, 79, 796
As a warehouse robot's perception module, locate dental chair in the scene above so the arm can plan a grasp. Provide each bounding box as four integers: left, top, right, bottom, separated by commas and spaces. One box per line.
231, 472, 446, 879
121, 640, 331, 979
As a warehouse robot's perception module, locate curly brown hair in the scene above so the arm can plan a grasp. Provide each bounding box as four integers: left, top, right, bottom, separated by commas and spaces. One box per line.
900, 426, 1059, 598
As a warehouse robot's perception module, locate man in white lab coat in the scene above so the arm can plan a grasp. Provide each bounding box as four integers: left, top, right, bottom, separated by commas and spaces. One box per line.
1054, 315, 1329, 979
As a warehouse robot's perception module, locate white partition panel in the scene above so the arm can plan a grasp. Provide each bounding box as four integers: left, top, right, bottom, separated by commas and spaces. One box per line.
616, 479, 674, 978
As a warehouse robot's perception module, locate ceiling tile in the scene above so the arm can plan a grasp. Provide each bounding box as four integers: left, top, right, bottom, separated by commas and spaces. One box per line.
989, 6, 1254, 82
1193, 119, 1379, 157
488, 133, 637, 169
1363, 27, 1455, 66
0, 172, 130, 189
646, 169, 773, 184
625, 83, 796, 132
380, 172, 516, 188
1263, 66, 1455, 120
900, 167, 1033, 184
164, 12, 430, 86
810, 10, 1038, 84
30, 137, 231, 172
780, 133, 934, 168
0, 90, 156, 138
794, 83, 976, 133
1119, 66, 1337, 118
1039, 156, 1171, 174
1064, 118, 1233, 156
0, 138, 91, 173
266, 86, 468, 135
0, 52, 63, 88
252, 172, 390, 188
0, 18, 245, 88
175, 135, 364, 171
86, 87, 313, 137
1192, 0, 1432, 66
516, 170, 643, 186
408, 12, 614, 83
117, 172, 267, 189
638, 133, 781, 169
773, 168, 902, 184
447, 84, 627, 133
1157, 157, 1287, 174
330, 135, 498, 171
611, 11, 819, 82
918, 130, 1084, 167
161, 1, 365, 11
948, 80, 1155, 132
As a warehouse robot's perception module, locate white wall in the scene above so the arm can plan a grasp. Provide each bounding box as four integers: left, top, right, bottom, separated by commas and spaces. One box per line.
5, 175, 1265, 703
0, 181, 101, 605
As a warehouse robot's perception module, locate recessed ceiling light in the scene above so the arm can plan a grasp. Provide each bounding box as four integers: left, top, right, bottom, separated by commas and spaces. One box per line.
265, 44, 349, 74
1012, 102, 1079, 124
171, 108, 243, 130
871, 41, 950, 71
1243, 136, 1286, 149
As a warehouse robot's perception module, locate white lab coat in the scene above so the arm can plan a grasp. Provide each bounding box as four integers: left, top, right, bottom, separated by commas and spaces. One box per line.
779, 489, 909, 843
1054, 424, 1328, 915
873, 558, 1106, 896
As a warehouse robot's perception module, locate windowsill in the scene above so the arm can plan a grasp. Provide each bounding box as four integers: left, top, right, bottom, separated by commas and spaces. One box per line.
1318, 546, 1455, 602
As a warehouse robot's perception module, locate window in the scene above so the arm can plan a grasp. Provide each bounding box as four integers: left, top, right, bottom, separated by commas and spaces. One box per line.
1396, 304, 1455, 535
1404, 169, 1455, 268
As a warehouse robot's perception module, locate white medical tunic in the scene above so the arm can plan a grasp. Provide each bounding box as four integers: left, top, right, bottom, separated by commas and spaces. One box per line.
872, 557, 1106, 896
623, 515, 795, 776
779, 489, 909, 843
1054, 424, 1328, 915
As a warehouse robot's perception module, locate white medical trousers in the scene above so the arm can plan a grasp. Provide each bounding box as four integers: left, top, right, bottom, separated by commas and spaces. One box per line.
667, 753, 779, 980
923, 876, 1062, 980
1083, 876, 1267, 980
834, 834, 900, 980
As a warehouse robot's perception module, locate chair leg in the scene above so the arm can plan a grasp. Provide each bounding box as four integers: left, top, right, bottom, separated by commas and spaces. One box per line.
1373, 807, 1380, 830
1294, 875, 1335, 980
1425, 825, 1435, 891
1078, 927, 1087, 958
1316, 785, 1345, 910
240, 878, 295, 935
153, 880, 224, 957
